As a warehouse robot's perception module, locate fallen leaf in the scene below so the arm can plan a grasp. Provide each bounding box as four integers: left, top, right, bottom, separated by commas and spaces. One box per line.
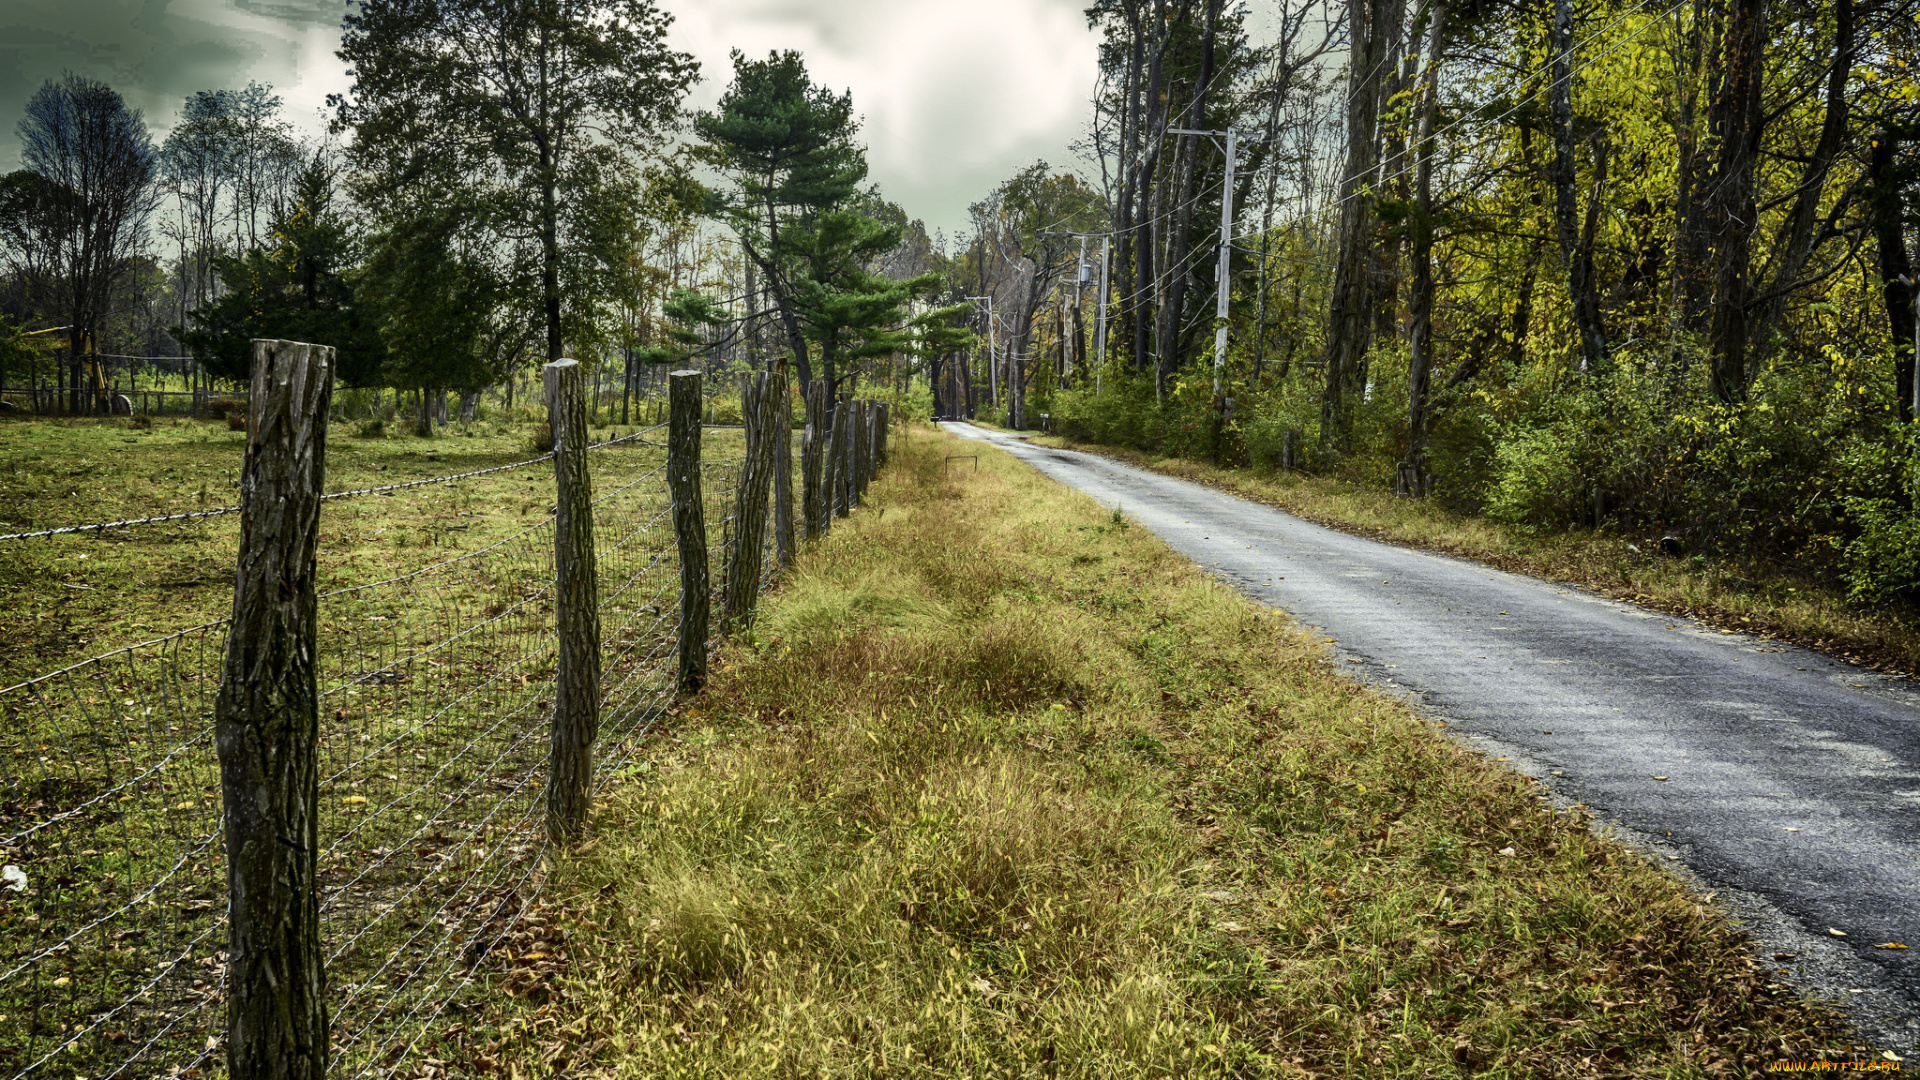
1874, 943, 1909, 950
1829, 928, 1847, 937
1498, 847, 1517, 857
340, 796, 369, 806
1784, 827, 1801, 832
1653, 776, 1669, 781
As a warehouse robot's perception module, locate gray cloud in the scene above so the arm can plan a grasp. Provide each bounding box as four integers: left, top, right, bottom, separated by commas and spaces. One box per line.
0, 0, 1100, 242
1, 0, 347, 148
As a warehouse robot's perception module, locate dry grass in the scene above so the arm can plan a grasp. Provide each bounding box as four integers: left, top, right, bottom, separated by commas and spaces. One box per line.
1034, 436, 1920, 678
476, 424, 1858, 1078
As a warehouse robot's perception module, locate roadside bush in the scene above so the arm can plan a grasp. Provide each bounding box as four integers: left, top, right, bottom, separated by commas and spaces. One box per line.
1841, 496, 1920, 604
226, 411, 247, 432
1241, 376, 1320, 471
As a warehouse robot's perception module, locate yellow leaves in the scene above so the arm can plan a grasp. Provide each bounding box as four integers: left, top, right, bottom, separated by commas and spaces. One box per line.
341, 795, 369, 806
1875, 942, 1909, 950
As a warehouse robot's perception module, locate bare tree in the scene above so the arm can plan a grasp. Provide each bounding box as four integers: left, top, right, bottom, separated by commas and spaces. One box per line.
15, 74, 160, 413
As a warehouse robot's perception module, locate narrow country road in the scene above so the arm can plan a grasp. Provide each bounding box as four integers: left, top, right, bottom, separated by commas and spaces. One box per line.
944, 422, 1920, 1054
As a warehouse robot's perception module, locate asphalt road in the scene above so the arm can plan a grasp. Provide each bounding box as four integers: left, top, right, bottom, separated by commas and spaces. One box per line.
944, 422, 1920, 1054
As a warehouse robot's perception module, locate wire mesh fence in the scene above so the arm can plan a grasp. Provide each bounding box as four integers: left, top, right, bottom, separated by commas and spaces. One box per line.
0, 366, 879, 1079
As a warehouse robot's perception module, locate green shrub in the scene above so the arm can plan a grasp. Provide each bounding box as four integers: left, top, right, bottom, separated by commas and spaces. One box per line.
1841, 496, 1920, 604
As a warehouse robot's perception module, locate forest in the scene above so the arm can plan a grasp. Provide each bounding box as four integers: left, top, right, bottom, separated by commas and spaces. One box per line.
929, 0, 1919, 610
4, 0, 1919, 605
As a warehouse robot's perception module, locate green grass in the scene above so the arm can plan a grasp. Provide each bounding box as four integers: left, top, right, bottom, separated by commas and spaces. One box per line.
1032, 435, 1920, 678
0, 405, 732, 1077
467, 424, 1856, 1079
0, 410, 686, 686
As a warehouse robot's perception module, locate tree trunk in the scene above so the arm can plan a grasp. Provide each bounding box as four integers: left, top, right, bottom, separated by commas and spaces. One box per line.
1398, 0, 1449, 495
1134, 10, 1172, 381
1704, 0, 1764, 403
1669, 0, 1713, 348
1743, 0, 1854, 377
1549, 0, 1608, 374
1870, 128, 1917, 422
1322, 0, 1394, 448
217, 339, 333, 1080
1155, 0, 1222, 393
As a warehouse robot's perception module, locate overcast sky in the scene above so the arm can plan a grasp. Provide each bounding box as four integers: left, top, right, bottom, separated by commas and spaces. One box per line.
0, 0, 1104, 242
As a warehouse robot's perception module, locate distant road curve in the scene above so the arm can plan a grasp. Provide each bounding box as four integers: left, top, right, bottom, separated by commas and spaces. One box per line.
944, 422, 1920, 1055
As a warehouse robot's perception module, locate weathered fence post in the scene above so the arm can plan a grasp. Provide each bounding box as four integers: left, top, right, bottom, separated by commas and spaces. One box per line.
853, 400, 871, 504
876, 402, 890, 468
772, 370, 794, 566
831, 399, 852, 519
801, 379, 827, 540
544, 359, 600, 845
865, 402, 878, 486
724, 368, 782, 632
846, 401, 861, 509
668, 371, 709, 692
216, 339, 333, 1080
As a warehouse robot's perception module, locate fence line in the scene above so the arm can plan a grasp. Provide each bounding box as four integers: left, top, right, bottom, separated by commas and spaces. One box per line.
0, 346, 891, 1078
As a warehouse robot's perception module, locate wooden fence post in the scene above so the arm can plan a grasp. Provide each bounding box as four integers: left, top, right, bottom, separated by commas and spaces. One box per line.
216, 339, 333, 1080
876, 402, 889, 468
864, 402, 878, 487
831, 399, 852, 519
544, 359, 601, 845
801, 379, 827, 540
853, 401, 871, 504
772, 369, 794, 566
668, 371, 709, 692
724, 369, 781, 632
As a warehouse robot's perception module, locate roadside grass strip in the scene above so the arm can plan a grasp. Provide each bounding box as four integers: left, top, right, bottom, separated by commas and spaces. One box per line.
489, 425, 1853, 1078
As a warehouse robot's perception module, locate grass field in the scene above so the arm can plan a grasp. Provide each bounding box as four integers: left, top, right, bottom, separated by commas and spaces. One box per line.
1031, 435, 1920, 680
468, 423, 1861, 1078
0, 410, 697, 686
0, 405, 741, 1077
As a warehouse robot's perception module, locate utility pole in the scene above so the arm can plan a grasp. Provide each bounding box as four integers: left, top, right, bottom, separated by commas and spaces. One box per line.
1095, 236, 1111, 395
1071, 235, 1088, 387
1170, 127, 1252, 451
1039, 229, 1114, 395
965, 295, 997, 410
